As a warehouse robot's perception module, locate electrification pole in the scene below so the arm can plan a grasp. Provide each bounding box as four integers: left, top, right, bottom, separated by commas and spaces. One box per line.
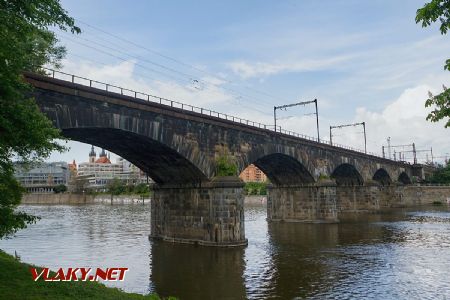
273, 106, 277, 132
330, 121, 367, 153
314, 99, 319, 142
273, 99, 319, 141
387, 137, 391, 160
431, 147, 434, 164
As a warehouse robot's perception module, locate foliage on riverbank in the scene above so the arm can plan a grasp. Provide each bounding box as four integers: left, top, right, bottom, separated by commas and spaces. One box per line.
0, 0, 80, 239
428, 162, 450, 183
244, 182, 267, 195
83, 181, 153, 198
0, 250, 173, 300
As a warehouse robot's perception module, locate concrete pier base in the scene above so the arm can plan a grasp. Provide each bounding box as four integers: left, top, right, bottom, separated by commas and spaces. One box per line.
150, 176, 247, 247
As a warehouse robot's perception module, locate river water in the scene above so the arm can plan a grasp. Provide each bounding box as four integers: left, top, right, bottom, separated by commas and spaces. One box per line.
1, 203, 450, 299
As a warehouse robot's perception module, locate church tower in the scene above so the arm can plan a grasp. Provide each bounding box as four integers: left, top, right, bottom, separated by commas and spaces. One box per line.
89, 145, 96, 163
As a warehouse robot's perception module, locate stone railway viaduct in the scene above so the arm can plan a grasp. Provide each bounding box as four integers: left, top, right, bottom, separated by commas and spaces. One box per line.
25, 71, 425, 246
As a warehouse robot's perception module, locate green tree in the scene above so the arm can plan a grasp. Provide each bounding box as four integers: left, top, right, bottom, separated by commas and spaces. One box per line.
425, 86, 450, 127
243, 182, 268, 195
107, 178, 126, 198
216, 156, 238, 176
416, 0, 450, 127
134, 183, 150, 197
0, 0, 80, 238
53, 184, 67, 194
428, 162, 450, 183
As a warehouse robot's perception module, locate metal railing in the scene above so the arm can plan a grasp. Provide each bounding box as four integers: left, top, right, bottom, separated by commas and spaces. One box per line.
38, 67, 396, 161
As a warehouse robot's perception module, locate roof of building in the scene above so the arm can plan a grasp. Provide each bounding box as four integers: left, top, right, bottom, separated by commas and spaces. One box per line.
68, 159, 77, 170
95, 156, 111, 164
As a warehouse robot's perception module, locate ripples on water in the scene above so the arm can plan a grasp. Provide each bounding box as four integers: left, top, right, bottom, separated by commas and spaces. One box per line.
1, 204, 450, 299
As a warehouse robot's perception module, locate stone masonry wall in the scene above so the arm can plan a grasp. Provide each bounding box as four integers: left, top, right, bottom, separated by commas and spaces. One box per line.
267, 185, 338, 223
396, 186, 450, 206
151, 177, 247, 246
268, 185, 450, 223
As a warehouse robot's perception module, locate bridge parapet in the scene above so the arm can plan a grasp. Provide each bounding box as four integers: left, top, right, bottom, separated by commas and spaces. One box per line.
31, 68, 385, 156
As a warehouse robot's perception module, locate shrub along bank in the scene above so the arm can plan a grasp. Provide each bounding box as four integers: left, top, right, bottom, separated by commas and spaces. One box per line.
244, 182, 267, 195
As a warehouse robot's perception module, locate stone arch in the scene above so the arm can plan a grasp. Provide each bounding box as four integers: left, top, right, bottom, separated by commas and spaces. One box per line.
251, 153, 315, 186
398, 172, 412, 184
62, 127, 208, 185
331, 163, 364, 186
373, 168, 392, 185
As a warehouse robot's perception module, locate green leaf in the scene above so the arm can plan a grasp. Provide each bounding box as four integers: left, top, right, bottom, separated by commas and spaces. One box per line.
0, 0, 79, 239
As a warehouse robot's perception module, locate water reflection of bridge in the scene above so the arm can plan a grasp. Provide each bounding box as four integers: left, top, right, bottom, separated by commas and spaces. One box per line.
150, 206, 394, 299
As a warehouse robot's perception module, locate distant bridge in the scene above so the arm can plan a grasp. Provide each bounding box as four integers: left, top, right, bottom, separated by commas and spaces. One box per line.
24, 69, 427, 246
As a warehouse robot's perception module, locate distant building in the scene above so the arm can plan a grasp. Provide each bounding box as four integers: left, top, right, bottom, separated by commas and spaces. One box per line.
239, 164, 267, 182
77, 146, 148, 191
14, 161, 70, 193
68, 159, 77, 176
67, 159, 78, 192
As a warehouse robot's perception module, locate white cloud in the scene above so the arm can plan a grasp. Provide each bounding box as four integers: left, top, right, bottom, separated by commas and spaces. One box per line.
60, 59, 234, 108
343, 84, 450, 163
228, 55, 352, 79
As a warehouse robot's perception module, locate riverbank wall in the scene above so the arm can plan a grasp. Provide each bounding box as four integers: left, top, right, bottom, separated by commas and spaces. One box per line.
21, 193, 263, 205
268, 184, 450, 222
21, 193, 150, 204
336, 185, 450, 213
20, 186, 450, 209
396, 185, 450, 206
21, 193, 95, 204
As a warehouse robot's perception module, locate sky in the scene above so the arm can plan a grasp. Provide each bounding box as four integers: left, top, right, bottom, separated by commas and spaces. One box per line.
48, 0, 450, 165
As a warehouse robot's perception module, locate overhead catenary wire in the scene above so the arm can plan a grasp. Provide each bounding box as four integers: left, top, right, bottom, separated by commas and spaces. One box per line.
74, 19, 291, 105
58, 33, 277, 115
55, 21, 441, 159
59, 41, 274, 118
59, 21, 359, 143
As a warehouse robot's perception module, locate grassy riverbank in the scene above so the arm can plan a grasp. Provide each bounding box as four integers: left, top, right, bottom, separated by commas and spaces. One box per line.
0, 250, 170, 300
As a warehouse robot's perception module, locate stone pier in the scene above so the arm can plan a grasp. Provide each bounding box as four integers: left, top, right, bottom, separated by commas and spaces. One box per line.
336, 183, 382, 212
150, 176, 247, 246
267, 181, 339, 223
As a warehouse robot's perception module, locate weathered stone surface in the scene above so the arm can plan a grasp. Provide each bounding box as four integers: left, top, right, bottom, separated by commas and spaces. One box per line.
25, 73, 418, 186
24, 72, 437, 245
268, 184, 450, 222
150, 177, 247, 246
268, 185, 338, 223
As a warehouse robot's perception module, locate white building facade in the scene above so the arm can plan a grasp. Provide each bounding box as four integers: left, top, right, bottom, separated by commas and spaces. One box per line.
14, 161, 70, 193
77, 146, 148, 191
